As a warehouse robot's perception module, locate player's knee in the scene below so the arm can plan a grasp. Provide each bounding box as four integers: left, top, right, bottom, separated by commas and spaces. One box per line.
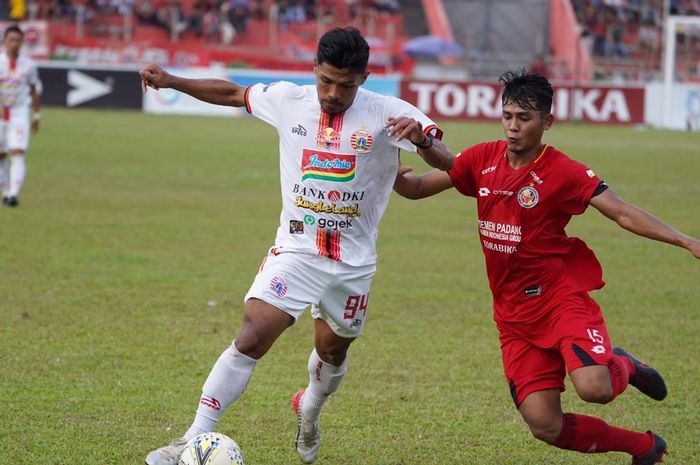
234, 322, 275, 359
233, 333, 266, 359
575, 381, 612, 404
316, 347, 348, 366
527, 420, 561, 444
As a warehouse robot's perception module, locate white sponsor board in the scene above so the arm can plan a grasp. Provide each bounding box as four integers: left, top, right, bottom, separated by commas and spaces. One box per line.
646, 82, 700, 131
142, 67, 243, 117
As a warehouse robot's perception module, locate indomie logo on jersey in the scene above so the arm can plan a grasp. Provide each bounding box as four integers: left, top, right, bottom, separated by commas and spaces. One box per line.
301, 149, 356, 183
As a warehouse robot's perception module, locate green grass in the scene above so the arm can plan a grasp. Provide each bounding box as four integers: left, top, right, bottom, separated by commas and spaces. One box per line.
1, 107, 699, 464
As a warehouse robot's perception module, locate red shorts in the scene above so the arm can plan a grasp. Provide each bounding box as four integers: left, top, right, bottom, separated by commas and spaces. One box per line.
497, 292, 613, 407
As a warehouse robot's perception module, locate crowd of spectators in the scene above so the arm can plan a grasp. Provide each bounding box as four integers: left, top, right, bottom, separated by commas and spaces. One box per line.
569, 0, 700, 82
1, 0, 401, 44
571, 0, 700, 60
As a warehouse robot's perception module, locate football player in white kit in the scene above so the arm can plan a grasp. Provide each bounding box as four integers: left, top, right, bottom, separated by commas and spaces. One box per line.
140, 27, 454, 465
0, 25, 41, 207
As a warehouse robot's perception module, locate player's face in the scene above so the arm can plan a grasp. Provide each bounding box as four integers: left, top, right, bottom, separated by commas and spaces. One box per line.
314, 61, 369, 114
501, 100, 553, 156
4, 32, 23, 56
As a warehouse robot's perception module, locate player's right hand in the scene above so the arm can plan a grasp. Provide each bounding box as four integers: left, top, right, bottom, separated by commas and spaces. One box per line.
139, 64, 171, 92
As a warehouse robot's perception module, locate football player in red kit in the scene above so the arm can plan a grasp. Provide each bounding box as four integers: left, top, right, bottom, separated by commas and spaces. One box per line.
393, 69, 700, 465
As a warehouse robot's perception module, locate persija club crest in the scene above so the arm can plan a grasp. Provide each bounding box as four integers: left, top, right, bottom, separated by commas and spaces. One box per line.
350, 128, 373, 153
270, 276, 288, 297
517, 186, 539, 208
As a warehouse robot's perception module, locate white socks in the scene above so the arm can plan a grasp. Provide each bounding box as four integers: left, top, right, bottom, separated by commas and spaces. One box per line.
0, 157, 8, 195
181, 346, 348, 440
185, 343, 257, 440
301, 349, 348, 422
7, 155, 25, 197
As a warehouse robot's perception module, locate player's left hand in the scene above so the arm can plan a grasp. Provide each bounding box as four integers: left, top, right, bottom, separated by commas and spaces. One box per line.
396, 155, 414, 178
385, 116, 425, 145
31, 119, 40, 134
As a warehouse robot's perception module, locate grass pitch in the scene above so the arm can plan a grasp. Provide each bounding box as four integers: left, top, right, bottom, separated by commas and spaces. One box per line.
1, 107, 699, 464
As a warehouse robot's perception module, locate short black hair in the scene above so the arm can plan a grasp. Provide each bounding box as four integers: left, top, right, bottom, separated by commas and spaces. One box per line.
4, 25, 24, 39
316, 27, 370, 74
499, 69, 553, 115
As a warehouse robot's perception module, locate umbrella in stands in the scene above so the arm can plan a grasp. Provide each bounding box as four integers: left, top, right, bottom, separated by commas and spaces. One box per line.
403, 35, 464, 57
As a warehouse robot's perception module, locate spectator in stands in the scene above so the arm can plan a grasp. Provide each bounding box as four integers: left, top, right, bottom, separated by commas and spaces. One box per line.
638, 18, 660, 61
158, 0, 188, 41
219, 2, 235, 44
251, 0, 265, 20
303, 0, 315, 21
284, 0, 306, 23
10, 0, 25, 19
373, 0, 399, 15
38, 0, 59, 18
189, 0, 213, 37
346, 0, 360, 19
529, 54, 549, 78
201, 2, 220, 41
591, 10, 608, 56
136, 0, 162, 27
607, 20, 628, 57
316, 0, 334, 24
229, 0, 250, 35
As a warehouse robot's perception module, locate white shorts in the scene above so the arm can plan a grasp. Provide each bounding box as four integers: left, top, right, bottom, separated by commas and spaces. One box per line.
0, 107, 30, 153
244, 250, 376, 338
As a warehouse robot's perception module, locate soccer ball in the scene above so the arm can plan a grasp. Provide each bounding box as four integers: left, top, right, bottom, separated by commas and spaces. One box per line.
178, 432, 244, 465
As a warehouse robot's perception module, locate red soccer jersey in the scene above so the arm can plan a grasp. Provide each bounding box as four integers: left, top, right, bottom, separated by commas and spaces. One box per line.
448, 140, 605, 324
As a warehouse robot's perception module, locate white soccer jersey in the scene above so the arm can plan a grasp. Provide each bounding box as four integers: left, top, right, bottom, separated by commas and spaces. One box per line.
245, 82, 440, 266
0, 52, 38, 109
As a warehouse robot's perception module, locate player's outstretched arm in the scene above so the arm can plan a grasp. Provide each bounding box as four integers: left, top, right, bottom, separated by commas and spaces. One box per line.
385, 116, 454, 171
139, 64, 246, 107
590, 188, 700, 259
393, 158, 454, 199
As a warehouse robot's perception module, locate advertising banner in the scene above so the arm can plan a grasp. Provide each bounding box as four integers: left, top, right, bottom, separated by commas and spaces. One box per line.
39, 63, 143, 109
400, 80, 645, 124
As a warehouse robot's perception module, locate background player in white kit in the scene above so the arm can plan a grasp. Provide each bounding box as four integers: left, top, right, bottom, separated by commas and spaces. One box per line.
0, 25, 41, 207
139, 27, 454, 465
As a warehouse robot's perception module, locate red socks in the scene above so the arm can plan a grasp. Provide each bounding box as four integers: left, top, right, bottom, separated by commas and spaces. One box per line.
552, 413, 653, 456
608, 353, 634, 401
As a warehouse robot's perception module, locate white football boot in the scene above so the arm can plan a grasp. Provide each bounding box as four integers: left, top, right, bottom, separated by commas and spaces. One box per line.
292, 389, 321, 464
145, 437, 188, 465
